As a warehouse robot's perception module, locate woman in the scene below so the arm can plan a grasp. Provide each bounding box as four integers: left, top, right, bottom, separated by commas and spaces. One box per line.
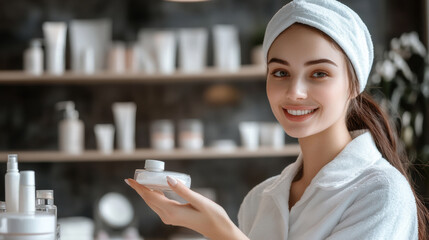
125, 0, 429, 239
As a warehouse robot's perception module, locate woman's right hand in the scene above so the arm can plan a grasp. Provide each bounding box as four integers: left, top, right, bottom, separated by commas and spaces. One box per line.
125, 177, 249, 240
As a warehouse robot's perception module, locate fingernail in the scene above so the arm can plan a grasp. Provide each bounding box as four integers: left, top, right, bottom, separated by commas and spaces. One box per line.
166, 176, 177, 186
124, 179, 130, 186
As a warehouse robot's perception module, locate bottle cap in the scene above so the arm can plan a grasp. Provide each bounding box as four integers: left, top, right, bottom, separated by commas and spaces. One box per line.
7, 154, 18, 172
36, 190, 54, 200
30, 39, 42, 48
56, 101, 79, 120
144, 160, 165, 172
20, 171, 35, 186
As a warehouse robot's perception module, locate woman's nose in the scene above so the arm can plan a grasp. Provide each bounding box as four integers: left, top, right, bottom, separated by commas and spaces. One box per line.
286, 78, 307, 100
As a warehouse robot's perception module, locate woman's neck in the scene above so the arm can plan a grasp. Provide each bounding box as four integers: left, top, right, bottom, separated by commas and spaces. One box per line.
296, 121, 352, 186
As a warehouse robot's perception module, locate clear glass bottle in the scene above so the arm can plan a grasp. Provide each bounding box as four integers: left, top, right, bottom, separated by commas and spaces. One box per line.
134, 160, 191, 191
36, 190, 60, 240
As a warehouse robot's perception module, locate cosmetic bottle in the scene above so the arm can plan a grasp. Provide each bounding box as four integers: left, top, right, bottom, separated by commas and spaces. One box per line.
5, 154, 20, 213
56, 101, 84, 154
36, 190, 60, 240
24, 39, 44, 75
134, 160, 191, 191
19, 171, 35, 214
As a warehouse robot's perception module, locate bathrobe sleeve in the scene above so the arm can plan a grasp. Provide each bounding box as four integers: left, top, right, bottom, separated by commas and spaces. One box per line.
326, 172, 418, 240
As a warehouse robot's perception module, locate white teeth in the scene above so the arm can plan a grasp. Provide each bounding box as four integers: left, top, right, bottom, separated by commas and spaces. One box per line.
286, 109, 316, 116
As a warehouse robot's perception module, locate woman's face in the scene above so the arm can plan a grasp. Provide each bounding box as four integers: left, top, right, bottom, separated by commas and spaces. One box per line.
266, 24, 350, 139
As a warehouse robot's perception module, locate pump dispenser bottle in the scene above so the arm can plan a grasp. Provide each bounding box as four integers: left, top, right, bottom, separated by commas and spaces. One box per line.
5, 154, 20, 213
134, 160, 191, 191
56, 101, 84, 154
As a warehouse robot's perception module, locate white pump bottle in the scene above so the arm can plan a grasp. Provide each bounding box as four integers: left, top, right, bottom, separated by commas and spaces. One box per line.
56, 101, 84, 154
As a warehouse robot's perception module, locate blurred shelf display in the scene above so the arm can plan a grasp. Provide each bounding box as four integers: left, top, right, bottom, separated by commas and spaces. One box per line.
0, 145, 300, 162
0, 65, 265, 85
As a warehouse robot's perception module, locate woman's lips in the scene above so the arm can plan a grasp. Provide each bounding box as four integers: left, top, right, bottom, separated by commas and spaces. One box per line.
282, 106, 319, 122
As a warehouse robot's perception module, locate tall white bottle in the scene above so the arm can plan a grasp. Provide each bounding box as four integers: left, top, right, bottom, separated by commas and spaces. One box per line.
19, 171, 35, 213
5, 154, 20, 212
56, 101, 84, 154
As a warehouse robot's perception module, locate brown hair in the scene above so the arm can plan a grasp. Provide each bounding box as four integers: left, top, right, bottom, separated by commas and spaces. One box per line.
344, 58, 429, 240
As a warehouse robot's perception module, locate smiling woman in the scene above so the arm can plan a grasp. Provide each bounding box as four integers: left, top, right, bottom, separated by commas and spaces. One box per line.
126, 0, 429, 239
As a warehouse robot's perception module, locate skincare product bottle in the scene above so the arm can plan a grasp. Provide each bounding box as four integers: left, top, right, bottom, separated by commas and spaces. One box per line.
150, 120, 174, 151
56, 101, 84, 154
134, 160, 191, 191
5, 154, 20, 213
24, 39, 44, 75
19, 171, 35, 214
178, 119, 204, 150
43, 22, 67, 75
36, 190, 59, 240
36, 190, 57, 217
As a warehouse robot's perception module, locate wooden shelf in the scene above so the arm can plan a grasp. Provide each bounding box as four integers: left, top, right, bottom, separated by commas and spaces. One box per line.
0, 65, 266, 85
0, 145, 300, 162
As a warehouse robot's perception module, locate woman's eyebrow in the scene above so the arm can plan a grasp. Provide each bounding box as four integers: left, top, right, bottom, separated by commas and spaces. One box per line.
267, 58, 338, 67
268, 58, 289, 65
305, 59, 338, 67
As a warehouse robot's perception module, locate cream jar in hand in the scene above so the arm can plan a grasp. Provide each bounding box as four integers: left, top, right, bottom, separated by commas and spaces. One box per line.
134, 160, 191, 191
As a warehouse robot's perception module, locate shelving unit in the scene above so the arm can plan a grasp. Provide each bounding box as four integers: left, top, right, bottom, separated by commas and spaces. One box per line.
0, 145, 300, 162
0, 65, 288, 163
0, 65, 266, 85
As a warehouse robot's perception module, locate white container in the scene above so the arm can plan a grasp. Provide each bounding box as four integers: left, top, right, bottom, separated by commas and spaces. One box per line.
138, 30, 157, 74
69, 19, 112, 72
58, 217, 94, 240
178, 28, 208, 73
19, 171, 35, 214
239, 122, 259, 150
43, 22, 67, 75
134, 160, 191, 191
5, 154, 19, 213
259, 122, 285, 149
94, 124, 115, 154
153, 30, 176, 74
97, 192, 134, 229
0, 212, 56, 240
24, 39, 44, 76
178, 119, 203, 150
150, 120, 174, 151
112, 102, 136, 153
108, 41, 126, 73
56, 101, 84, 154
213, 25, 241, 72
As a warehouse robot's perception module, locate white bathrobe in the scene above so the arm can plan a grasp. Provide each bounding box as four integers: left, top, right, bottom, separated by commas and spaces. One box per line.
238, 130, 418, 240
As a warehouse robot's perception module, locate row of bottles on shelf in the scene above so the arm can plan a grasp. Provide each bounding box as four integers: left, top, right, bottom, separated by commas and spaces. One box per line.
57, 101, 286, 155
23, 19, 260, 76
1, 154, 59, 239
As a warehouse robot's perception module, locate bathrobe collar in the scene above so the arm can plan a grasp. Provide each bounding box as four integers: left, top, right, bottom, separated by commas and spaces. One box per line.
264, 129, 382, 194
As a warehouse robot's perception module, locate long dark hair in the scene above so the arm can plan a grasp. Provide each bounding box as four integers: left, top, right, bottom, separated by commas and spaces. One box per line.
344, 58, 429, 240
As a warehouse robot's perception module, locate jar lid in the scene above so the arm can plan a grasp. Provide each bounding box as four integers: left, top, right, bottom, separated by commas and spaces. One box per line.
144, 160, 164, 172
36, 190, 54, 200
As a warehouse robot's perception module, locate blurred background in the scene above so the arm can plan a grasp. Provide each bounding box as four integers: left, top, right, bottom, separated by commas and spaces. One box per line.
0, 0, 428, 239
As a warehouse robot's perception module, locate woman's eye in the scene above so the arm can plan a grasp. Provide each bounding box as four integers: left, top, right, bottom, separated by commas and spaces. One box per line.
312, 71, 328, 78
272, 70, 289, 77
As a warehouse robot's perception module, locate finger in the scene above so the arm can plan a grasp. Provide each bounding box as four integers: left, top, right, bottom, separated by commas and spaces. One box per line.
166, 176, 208, 209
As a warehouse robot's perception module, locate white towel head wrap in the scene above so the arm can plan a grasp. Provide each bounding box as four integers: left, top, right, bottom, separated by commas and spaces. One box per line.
263, 0, 374, 93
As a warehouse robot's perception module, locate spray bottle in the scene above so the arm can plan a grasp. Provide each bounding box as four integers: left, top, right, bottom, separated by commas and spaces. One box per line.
56, 101, 84, 154
5, 154, 20, 212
